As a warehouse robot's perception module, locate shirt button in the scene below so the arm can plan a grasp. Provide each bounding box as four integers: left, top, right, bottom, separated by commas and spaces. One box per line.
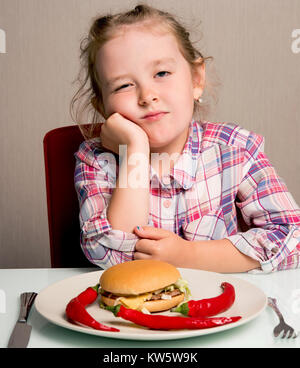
293, 230, 300, 238
163, 199, 172, 208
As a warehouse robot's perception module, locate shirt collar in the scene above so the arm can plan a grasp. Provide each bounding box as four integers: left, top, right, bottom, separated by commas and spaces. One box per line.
150, 120, 202, 190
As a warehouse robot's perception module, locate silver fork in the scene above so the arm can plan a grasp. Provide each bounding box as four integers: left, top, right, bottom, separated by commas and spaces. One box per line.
268, 297, 298, 339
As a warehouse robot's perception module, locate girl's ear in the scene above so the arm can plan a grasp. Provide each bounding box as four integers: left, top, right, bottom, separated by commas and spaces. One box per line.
192, 58, 206, 100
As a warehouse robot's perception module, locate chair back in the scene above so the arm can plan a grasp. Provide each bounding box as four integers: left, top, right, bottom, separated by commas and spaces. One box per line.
43, 125, 92, 267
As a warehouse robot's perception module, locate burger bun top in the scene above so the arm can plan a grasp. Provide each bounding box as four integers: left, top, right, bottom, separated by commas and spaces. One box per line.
100, 260, 181, 295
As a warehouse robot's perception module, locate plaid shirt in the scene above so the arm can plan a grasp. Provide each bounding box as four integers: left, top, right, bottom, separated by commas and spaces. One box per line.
74, 120, 300, 272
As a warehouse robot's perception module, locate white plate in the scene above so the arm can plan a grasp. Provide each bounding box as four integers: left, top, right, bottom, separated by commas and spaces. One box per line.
35, 268, 267, 341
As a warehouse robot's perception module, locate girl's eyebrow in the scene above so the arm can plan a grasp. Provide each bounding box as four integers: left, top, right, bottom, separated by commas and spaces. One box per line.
106, 57, 176, 87
150, 57, 176, 67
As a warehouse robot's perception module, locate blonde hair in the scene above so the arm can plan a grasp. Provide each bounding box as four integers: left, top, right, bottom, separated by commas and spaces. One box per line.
70, 4, 218, 140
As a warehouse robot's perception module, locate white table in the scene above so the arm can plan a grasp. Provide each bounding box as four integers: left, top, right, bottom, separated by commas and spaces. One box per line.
1, 267, 300, 348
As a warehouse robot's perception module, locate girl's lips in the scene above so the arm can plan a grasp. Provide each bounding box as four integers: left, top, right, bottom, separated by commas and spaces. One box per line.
142, 112, 168, 121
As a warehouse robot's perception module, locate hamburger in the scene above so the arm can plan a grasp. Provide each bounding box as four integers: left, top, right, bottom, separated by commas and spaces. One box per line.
99, 260, 190, 313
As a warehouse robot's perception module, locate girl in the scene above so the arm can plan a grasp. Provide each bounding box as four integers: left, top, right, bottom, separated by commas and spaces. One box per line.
72, 4, 300, 273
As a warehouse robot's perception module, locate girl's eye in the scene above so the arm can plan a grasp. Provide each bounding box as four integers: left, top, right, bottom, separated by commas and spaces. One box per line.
115, 83, 132, 92
113, 72, 170, 92
155, 71, 170, 78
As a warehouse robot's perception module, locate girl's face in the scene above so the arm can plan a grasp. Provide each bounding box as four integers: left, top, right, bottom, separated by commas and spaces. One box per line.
96, 24, 204, 153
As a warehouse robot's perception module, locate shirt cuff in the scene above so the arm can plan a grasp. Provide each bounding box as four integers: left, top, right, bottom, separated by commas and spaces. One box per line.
97, 229, 139, 252
226, 227, 300, 274
81, 206, 139, 252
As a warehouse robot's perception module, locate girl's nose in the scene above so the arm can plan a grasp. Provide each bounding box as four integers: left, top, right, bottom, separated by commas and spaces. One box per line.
138, 88, 159, 106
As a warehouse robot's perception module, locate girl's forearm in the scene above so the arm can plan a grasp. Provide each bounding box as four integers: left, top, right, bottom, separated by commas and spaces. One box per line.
184, 238, 260, 273
107, 145, 150, 233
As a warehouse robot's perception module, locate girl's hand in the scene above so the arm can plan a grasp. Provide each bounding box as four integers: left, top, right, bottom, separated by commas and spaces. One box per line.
133, 226, 190, 267
100, 113, 149, 154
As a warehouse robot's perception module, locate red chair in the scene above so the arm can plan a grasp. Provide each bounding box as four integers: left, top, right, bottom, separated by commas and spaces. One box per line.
43, 125, 93, 267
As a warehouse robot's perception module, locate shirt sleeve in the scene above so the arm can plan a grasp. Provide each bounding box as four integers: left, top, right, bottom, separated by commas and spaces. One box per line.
226, 132, 300, 273
74, 140, 138, 269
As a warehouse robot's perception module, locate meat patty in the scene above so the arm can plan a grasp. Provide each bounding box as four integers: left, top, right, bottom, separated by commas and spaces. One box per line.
101, 288, 182, 300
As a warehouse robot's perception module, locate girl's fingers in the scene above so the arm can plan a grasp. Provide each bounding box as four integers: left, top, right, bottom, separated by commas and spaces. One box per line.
134, 226, 172, 240
135, 239, 156, 255
133, 252, 152, 260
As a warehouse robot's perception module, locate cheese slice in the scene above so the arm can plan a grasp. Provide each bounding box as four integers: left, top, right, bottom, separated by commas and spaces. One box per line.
118, 292, 153, 310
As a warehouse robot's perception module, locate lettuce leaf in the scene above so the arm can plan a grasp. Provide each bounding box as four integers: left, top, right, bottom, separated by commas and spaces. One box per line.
174, 278, 191, 299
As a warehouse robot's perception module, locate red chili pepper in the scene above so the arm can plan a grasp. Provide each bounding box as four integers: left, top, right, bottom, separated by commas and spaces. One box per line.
172, 282, 236, 317
106, 304, 241, 330
66, 284, 119, 332
75, 284, 102, 305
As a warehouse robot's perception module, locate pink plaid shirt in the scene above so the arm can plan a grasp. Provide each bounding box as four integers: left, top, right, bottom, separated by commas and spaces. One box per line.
74, 120, 300, 272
